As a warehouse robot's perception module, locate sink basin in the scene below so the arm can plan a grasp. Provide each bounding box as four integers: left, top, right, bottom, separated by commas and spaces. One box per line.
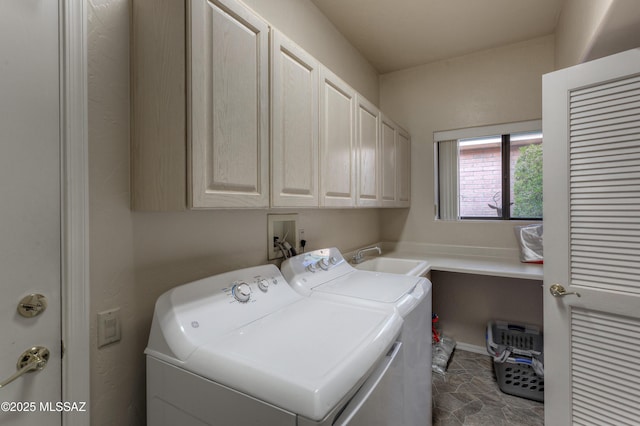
354, 257, 428, 276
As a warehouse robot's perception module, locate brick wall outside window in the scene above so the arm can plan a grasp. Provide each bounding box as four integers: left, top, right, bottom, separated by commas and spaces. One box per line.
459, 145, 525, 217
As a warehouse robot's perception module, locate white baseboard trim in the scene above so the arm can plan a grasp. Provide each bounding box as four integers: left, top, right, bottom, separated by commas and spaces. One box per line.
455, 342, 488, 356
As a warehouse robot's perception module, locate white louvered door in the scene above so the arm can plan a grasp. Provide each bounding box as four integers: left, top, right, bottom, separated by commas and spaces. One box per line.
543, 49, 640, 426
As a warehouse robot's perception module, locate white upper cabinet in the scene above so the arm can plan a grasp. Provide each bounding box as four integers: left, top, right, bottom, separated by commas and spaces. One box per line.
190, 0, 270, 208
356, 95, 381, 207
131, 0, 269, 210
380, 114, 411, 208
380, 114, 397, 207
396, 127, 411, 207
131, 0, 409, 210
319, 66, 357, 207
271, 30, 319, 207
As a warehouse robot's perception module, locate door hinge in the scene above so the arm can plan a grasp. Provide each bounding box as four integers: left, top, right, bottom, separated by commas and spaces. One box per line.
61, 340, 65, 359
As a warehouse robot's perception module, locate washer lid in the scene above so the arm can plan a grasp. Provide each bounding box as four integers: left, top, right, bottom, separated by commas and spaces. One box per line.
280, 248, 426, 309
184, 297, 402, 421
316, 271, 421, 304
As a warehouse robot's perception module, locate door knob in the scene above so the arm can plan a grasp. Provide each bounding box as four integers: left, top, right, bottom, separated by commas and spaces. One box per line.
550, 283, 581, 298
0, 346, 50, 388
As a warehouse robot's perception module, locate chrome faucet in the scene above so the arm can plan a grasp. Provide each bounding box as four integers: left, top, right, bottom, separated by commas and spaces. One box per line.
352, 246, 382, 264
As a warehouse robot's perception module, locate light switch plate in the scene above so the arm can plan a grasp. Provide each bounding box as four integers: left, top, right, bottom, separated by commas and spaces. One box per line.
97, 308, 121, 348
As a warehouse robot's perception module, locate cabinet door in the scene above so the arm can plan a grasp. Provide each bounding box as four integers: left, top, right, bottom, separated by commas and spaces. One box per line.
356, 95, 380, 207
190, 0, 270, 208
380, 114, 397, 207
319, 67, 356, 207
271, 30, 319, 207
396, 127, 411, 207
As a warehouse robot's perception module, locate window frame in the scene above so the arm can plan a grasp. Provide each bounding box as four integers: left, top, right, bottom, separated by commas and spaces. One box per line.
434, 120, 543, 222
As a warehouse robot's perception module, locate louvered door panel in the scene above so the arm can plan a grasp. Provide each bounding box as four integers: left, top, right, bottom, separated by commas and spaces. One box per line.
572, 309, 640, 426
544, 49, 640, 426
569, 75, 640, 295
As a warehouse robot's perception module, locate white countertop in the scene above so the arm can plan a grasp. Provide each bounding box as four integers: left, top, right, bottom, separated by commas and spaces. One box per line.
353, 242, 543, 281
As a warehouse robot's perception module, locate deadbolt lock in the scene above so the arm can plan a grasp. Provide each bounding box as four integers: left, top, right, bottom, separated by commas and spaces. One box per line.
17, 293, 48, 318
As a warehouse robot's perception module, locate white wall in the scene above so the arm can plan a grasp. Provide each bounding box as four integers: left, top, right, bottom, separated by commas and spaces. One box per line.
432, 272, 543, 347
88, 0, 381, 423
554, 0, 640, 70
378, 35, 555, 250
243, 0, 379, 104
555, 0, 613, 69
377, 37, 553, 349
88, 0, 137, 421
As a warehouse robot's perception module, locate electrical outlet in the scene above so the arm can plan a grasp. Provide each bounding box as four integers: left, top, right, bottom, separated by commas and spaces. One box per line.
97, 308, 121, 348
299, 228, 306, 252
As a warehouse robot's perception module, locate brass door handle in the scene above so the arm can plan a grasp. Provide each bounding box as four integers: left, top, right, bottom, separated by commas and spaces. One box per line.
550, 283, 581, 298
0, 346, 49, 388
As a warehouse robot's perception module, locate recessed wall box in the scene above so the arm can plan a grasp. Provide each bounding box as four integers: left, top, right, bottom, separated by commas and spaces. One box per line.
268, 214, 298, 260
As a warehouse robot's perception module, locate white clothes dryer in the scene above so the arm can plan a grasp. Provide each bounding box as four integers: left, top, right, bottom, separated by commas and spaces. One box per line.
145, 264, 406, 426
281, 247, 433, 426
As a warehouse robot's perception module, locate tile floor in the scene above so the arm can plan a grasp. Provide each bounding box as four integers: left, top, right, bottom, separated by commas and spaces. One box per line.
432, 349, 544, 425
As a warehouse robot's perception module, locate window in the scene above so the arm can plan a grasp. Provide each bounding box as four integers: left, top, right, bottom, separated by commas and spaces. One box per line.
435, 121, 543, 221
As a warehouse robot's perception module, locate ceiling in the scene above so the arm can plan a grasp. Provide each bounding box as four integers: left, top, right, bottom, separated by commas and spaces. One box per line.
311, 0, 566, 73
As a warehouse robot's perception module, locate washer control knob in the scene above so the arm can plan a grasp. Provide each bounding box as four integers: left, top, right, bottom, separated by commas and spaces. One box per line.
257, 278, 269, 292
233, 282, 251, 303
329, 256, 338, 265
306, 263, 317, 273
317, 258, 330, 271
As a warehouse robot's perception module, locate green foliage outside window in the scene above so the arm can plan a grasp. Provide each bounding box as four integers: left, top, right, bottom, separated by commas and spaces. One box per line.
513, 144, 543, 218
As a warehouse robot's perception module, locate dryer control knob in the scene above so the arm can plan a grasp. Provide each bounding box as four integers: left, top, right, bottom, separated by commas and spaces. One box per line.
233, 282, 251, 303
329, 256, 338, 265
257, 278, 269, 292
317, 258, 330, 271
306, 263, 317, 273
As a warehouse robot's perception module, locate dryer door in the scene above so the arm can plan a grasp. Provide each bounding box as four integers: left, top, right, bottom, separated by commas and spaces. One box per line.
331, 341, 404, 426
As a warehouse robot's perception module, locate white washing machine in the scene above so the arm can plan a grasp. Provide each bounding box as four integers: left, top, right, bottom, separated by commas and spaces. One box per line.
145, 264, 406, 426
281, 247, 433, 426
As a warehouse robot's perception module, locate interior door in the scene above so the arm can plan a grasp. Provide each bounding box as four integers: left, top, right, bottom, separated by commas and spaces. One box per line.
0, 1, 62, 424
543, 49, 640, 425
